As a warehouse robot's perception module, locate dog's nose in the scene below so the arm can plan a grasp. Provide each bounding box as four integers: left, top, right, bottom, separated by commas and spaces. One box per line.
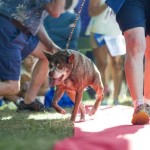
49, 71, 54, 77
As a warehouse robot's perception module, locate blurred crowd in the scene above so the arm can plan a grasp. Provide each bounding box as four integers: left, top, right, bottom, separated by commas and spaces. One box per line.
0, 0, 131, 110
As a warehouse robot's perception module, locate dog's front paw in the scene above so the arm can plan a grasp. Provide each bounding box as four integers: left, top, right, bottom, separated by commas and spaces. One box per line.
70, 115, 76, 122
79, 118, 85, 122
52, 104, 66, 114
60, 109, 66, 114
88, 108, 96, 116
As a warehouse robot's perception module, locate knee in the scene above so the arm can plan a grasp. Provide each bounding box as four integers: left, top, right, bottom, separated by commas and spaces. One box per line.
125, 34, 146, 57
112, 62, 122, 71
97, 60, 107, 72
7, 81, 20, 95
112, 58, 123, 71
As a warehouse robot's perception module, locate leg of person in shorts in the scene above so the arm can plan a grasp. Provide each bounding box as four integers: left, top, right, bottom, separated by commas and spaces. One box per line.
0, 15, 26, 96
0, 15, 50, 112
18, 34, 50, 112
143, 35, 150, 118
90, 33, 124, 105
116, 0, 150, 125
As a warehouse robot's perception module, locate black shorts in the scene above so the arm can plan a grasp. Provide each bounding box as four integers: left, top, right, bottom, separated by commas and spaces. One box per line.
116, 0, 150, 35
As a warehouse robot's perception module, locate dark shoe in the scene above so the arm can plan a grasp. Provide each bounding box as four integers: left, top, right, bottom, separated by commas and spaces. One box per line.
17, 99, 50, 112
144, 103, 150, 117
131, 104, 149, 125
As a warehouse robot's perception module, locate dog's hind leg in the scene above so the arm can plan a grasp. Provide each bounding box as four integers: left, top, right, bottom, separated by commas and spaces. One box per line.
71, 90, 84, 122
66, 91, 85, 121
89, 83, 104, 116
79, 102, 86, 121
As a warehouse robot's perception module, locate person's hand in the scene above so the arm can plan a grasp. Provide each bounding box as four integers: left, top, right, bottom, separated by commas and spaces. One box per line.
47, 39, 61, 54
52, 44, 61, 53
44, 0, 65, 18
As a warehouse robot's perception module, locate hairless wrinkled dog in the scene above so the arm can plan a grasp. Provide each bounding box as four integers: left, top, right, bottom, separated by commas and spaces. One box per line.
44, 49, 104, 122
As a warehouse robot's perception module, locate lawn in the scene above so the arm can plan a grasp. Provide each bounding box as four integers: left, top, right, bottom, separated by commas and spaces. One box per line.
0, 91, 95, 150
0, 108, 73, 150
0, 88, 132, 150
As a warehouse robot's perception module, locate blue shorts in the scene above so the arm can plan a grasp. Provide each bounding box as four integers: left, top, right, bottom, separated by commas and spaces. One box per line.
116, 0, 150, 35
93, 33, 106, 47
0, 16, 39, 81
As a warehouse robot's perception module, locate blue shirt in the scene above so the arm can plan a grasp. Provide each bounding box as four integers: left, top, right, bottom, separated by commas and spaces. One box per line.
75, 0, 90, 36
44, 12, 81, 50
105, 0, 125, 13
0, 0, 52, 35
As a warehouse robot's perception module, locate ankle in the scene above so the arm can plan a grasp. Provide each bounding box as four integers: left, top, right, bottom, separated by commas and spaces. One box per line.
133, 99, 144, 108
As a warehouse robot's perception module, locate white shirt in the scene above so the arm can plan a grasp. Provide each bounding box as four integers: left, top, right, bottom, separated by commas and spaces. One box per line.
86, 0, 121, 36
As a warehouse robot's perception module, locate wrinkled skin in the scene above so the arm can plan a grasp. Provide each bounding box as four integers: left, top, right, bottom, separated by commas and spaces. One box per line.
44, 49, 104, 122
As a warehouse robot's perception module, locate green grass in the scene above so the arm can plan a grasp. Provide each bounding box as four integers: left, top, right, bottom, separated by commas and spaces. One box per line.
0, 109, 73, 150
0, 87, 132, 150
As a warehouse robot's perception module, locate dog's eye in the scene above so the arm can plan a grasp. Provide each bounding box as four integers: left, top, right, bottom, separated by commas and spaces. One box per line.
48, 72, 51, 77
57, 64, 63, 69
49, 64, 53, 68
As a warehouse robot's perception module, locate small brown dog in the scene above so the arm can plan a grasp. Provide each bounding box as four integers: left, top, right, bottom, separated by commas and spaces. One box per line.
44, 49, 104, 122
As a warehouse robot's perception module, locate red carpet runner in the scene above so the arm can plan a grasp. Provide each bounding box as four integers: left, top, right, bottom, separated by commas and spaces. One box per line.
54, 105, 150, 150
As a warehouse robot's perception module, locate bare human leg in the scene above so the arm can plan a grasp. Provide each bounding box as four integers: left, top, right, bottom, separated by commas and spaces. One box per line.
143, 35, 150, 116
144, 35, 150, 100
110, 55, 124, 105
0, 80, 20, 96
23, 41, 49, 104
124, 27, 149, 125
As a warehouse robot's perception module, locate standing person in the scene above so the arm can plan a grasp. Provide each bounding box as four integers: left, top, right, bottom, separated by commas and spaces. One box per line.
0, 0, 65, 112
75, 0, 90, 37
87, 0, 125, 105
44, 0, 81, 50
105, 0, 150, 125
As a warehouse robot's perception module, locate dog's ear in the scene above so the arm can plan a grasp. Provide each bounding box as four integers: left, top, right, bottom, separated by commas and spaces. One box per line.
68, 54, 74, 63
42, 49, 53, 61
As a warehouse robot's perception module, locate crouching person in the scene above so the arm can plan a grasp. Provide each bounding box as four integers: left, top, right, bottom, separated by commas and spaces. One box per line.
0, 0, 65, 111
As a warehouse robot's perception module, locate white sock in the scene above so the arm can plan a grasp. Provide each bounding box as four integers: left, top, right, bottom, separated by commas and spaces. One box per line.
16, 97, 23, 105
143, 97, 150, 105
133, 99, 144, 108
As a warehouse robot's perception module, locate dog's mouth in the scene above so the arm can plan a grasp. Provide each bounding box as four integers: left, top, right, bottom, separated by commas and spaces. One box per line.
49, 75, 64, 87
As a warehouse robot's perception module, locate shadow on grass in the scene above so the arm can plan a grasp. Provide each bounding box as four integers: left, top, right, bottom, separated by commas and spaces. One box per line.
0, 109, 73, 150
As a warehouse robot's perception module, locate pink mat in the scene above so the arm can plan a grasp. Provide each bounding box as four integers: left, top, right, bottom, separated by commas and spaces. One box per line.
54, 105, 150, 150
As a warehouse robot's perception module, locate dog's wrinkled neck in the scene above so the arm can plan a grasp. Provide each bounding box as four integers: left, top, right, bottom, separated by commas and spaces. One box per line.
69, 63, 74, 75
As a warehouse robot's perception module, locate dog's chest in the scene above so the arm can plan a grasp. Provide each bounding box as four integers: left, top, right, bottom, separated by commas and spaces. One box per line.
63, 78, 77, 90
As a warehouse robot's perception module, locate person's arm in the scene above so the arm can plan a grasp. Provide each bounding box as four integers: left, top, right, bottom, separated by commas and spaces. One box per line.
37, 0, 66, 53
88, 0, 107, 17
37, 24, 60, 54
